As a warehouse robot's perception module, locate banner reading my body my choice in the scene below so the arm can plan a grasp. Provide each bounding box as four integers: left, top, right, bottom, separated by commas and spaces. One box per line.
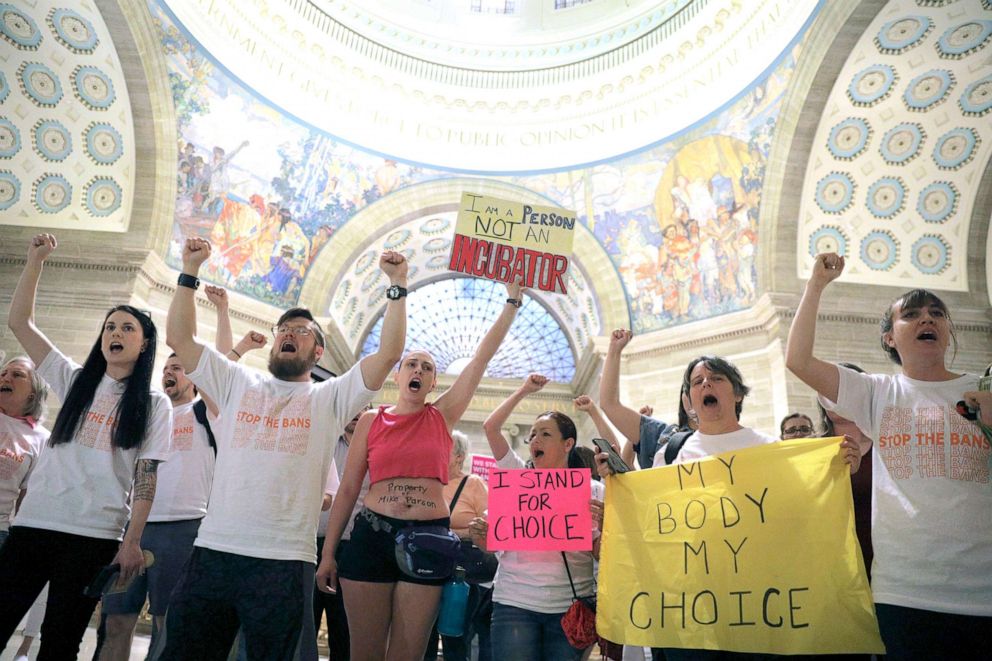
598, 437, 884, 655
448, 192, 576, 294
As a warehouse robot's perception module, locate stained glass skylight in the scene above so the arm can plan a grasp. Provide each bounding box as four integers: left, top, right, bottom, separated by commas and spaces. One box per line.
359, 277, 576, 382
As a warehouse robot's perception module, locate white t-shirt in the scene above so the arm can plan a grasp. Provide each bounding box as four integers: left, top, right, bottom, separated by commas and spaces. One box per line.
0, 415, 49, 532
332, 434, 370, 541
316, 460, 341, 537
148, 399, 216, 522
824, 367, 991, 616
652, 426, 778, 467
188, 347, 374, 563
491, 450, 604, 614
15, 349, 173, 540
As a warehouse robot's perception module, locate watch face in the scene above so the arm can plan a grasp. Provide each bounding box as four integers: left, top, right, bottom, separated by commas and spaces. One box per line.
386, 286, 399, 299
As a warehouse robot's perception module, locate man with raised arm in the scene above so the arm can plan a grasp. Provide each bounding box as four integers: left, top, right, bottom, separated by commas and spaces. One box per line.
158, 237, 407, 660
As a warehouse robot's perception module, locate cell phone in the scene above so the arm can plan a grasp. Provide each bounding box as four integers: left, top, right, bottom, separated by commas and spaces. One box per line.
591, 438, 630, 474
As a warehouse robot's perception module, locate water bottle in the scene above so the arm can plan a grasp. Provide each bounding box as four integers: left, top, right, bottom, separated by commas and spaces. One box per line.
437, 567, 470, 637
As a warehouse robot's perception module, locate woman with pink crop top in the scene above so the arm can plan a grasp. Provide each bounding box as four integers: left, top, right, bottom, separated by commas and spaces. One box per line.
317, 278, 524, 661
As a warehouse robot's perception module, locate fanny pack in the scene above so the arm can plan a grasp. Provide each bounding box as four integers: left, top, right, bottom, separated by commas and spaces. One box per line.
361, 508, 460, 580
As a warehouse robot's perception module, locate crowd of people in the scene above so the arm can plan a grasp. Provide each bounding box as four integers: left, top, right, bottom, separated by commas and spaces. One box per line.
0, 235, 989, 661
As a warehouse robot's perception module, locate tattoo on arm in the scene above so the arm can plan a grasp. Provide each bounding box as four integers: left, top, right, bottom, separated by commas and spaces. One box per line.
133, 459, 159, 502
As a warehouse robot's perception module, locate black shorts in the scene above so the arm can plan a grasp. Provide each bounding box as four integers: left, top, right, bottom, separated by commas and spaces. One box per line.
337, 509, 450, 586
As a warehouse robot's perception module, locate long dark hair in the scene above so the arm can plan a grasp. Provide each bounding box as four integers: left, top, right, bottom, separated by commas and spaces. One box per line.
49, 306, 157, 450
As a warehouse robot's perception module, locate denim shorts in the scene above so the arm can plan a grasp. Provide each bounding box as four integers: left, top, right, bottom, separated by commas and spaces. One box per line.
102, 518, 201, 616
337, 508, 450, 586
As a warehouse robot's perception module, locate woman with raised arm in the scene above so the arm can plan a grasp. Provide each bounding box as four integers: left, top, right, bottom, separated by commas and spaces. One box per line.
316, 280, 525, 661
0, 234, 172, 659
474, 374, 604, 661
786, 252, 991, 659
573, 395, 630, 470
0, 356, 49, 548
599, 329, 694, 469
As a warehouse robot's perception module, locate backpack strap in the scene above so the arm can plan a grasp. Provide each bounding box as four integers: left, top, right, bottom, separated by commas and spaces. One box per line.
663, 430, 694, 465
560, 552, 580, 601
448, 475, 470, 510
192, 399, 217, 454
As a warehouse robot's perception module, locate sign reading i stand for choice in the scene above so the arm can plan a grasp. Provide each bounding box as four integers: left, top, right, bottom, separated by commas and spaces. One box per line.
487, 468, 592, 552
448, 192, 576, 294
597, 437, 885, 655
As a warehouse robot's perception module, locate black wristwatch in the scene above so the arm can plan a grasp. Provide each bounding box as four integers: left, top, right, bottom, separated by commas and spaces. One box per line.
506, 297, 522, 308
177, 273, 200, 290
385, 285, 408, 300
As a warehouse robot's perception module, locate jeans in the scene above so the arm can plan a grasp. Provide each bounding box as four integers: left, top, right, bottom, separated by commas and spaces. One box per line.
491, 603, 582, 661
0, 526, 118, 660
876, 603, 989, 661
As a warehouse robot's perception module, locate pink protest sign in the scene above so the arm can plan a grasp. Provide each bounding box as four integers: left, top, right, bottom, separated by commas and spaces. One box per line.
471, 455, 499, 481
486, 468, 592, 552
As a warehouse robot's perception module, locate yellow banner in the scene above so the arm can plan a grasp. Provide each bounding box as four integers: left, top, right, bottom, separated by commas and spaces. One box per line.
448, 192, 576, 294
598, 437, 884, 655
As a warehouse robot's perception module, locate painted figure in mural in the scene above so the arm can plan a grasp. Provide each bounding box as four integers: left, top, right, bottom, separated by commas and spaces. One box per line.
264, 209, 312, 296
205, 141, 249, 216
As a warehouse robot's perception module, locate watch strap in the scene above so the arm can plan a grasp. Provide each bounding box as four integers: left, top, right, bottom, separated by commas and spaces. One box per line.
177, 273, 200, 290
506, 297, 522, 308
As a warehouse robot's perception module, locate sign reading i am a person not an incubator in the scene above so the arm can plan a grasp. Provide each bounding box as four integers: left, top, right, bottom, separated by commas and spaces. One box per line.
448, 192, 576, 294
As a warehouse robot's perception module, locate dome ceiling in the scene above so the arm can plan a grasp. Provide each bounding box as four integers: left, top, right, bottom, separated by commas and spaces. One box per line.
158, 0, 819, 172
0, 1, 135, 232
797, 0, 991, 291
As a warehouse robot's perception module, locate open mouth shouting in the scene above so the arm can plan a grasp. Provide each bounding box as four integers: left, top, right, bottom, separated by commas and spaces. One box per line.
702, 393, 719, 408
0, 384, 12, 394
916, 330, 938, 342
279, 340, 297, 353
108, 341, 124, 355
163, 377, 177, 390
531, 448, 545, 461
409, 377, 422, 393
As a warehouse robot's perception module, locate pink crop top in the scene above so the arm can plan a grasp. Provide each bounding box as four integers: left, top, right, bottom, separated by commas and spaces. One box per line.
367, 404, 452, 485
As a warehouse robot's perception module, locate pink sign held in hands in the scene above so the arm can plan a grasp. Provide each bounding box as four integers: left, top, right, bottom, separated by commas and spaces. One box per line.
487, 468, 593, 552
471, 455, 499, 481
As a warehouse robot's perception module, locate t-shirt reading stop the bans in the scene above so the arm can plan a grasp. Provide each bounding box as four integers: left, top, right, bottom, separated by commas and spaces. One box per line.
15, 348, 172, 540
0, 415, 49, 532
827, 367, 991, 617
148, 399, 216, 522
188, 346, 375, 563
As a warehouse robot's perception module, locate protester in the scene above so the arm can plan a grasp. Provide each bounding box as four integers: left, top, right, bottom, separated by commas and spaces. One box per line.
317, 279, 524, 660
474, 374, 604, 661
0, 234, 171, 659
0, 356, 49, 548
314, 405, 369, 661
818, 362, 874, 582
157, 237, 406, 660
780, 412, 816, 439
100, 286, 265, 660
598, 330, 695, 468
597, 353, 860, 660
423, 431, 493, 661
786, 252, 991, 659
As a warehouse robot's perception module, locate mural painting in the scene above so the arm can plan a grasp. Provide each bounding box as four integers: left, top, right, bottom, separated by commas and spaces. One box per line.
152, 0, 803, 333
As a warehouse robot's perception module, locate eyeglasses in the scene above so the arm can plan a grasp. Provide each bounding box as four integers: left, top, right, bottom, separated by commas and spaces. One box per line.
272, 325, 315, 337
783, 426, 813, 436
